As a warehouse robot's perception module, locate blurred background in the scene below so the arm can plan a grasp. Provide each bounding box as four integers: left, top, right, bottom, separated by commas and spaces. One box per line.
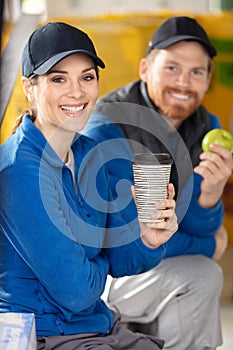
1, 1, 233, 348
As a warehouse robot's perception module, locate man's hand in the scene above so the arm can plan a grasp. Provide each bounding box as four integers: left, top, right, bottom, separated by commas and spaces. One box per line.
136, 184, 178, 248
194, 144, 233, 208
212, 225, 228, 261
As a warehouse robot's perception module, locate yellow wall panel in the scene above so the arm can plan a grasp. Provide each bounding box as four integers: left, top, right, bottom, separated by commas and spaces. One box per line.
0, 71, 28, 144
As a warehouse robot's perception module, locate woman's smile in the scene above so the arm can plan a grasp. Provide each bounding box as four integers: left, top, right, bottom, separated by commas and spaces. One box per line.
60, 103, 87, 117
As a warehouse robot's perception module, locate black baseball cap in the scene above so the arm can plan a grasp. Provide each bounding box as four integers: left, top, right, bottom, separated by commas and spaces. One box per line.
146, 16, 217, 58
22, 22, 105, 77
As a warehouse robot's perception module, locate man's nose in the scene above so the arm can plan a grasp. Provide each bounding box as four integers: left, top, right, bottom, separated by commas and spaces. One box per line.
175, 71, 191, 87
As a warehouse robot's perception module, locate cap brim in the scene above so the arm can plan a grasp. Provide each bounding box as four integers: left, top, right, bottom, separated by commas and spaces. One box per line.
155, 35, 217, 58
33, 49, 105, 75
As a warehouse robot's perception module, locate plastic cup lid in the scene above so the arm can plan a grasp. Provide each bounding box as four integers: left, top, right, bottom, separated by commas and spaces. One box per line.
132, 153, 173, 165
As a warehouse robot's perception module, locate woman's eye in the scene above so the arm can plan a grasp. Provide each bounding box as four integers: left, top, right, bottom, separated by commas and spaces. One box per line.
82, 74, 95, 82
52, 77, 65, 83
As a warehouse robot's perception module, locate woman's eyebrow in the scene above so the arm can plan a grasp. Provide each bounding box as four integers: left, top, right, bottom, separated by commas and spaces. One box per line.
47, 70, 67, 75
47, 66, 96, 75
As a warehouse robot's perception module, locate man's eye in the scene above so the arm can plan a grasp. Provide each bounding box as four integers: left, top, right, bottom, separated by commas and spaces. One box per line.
167, 66, 177, 72
193, 69, 205, 76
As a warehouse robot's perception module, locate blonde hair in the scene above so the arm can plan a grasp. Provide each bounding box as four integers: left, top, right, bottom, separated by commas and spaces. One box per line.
11, 75, 38, 134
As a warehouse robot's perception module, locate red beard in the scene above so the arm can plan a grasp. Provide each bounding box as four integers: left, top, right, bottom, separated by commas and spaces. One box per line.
156, 87, 201, 120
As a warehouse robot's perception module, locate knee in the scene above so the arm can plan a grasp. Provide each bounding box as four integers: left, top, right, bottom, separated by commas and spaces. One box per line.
192, 255, 224, 294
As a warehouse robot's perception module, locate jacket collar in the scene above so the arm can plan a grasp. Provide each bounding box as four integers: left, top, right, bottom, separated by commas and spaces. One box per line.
20, 114, 66, 168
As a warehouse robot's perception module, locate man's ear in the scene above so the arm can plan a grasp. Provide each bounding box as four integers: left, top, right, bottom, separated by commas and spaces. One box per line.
139, 58, 148, 82
21, 76, 34, 101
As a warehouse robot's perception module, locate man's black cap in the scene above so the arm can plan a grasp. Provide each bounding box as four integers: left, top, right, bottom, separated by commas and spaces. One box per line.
147, 16, 217, 58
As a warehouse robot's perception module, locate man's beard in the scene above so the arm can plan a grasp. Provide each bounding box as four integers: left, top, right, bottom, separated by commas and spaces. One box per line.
156, 87, 201, 120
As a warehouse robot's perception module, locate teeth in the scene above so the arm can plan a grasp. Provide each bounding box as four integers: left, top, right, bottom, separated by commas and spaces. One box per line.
171, 93, 189, 100
61, 105, 84, 112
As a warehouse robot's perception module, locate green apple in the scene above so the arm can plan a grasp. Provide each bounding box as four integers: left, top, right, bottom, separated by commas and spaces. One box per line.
202, 128, 233, 152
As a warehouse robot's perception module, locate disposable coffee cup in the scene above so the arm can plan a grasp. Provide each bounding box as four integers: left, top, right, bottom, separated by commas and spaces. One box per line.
132, 153, 173, 222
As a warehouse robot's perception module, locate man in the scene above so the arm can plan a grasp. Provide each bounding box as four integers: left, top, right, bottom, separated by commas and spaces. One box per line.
83, 16, 233, 350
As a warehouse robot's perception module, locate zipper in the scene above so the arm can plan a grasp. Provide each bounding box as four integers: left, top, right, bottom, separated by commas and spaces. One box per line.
55, 318, 65, 335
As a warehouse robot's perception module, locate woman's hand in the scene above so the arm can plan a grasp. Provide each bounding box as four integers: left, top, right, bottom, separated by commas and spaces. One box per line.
132, 183, 178, 248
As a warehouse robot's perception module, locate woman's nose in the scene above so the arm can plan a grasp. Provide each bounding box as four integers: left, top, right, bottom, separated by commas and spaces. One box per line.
68, 81, 85, 98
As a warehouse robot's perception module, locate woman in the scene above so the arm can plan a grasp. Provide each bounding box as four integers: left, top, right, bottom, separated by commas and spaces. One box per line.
0, 22, 177, 349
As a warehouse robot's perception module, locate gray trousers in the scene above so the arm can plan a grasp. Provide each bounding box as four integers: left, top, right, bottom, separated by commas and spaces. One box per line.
37, 308, 164, 349
106, 255, 223, 350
